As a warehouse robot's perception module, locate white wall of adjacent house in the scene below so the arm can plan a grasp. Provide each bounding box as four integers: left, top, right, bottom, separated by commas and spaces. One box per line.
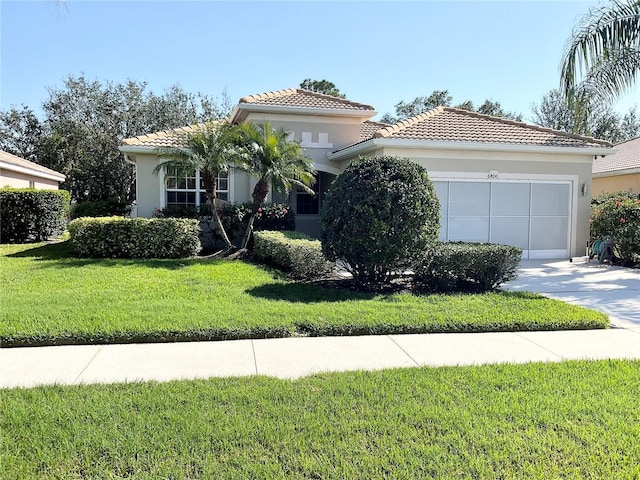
0, 169, 60, 189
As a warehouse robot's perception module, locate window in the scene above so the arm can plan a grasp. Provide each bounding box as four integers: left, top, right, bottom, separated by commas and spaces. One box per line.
166, 167, 229, 208
296, 175, 320, 215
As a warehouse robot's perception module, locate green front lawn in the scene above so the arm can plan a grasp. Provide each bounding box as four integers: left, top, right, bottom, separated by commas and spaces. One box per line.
2, 361, 639, 478
0, 241, 608, 346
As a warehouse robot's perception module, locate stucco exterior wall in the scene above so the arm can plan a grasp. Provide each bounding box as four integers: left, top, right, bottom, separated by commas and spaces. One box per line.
134, 155, 163, 218
243, 112, 362, 175
0, 169, 60, 189
592, 173, 640, 196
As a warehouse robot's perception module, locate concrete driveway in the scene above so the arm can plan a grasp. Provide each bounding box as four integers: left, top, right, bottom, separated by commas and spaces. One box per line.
504, 259, 640, 328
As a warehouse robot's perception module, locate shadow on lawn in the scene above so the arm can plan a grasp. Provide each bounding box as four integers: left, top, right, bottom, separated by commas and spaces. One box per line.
6, 241, 211, 270
246, 282, 376, 303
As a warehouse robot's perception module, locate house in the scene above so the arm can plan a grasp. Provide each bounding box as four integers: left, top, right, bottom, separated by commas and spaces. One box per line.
0, 150, 66, 189
119, 88, 613, 259
592, 136, 640, 196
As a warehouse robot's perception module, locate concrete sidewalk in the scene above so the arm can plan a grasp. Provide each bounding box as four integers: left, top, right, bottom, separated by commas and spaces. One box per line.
2, 259, 639, 389
2, 328, 640, 389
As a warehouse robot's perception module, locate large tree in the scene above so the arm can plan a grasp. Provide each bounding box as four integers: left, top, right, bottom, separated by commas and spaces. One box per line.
0, 105, 43, 162
380, 90, 522, 124
531, 88, 640, 143
560, 0, 640, 102
299, 79, 346, 98
234, 121, 315, 249
154, 121, 239, 249
0, 74, 232, 203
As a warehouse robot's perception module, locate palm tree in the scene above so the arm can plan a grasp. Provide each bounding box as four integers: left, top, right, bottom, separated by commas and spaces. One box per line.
234, 121, 315, 249
561, 0, 640, 102
153, 121, 238, 249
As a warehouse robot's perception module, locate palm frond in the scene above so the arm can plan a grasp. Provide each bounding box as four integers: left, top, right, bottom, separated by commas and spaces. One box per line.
578, 47, 640, 101
561, 0, 640, 98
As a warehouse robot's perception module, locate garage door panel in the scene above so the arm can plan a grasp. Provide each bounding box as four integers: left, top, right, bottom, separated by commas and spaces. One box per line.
439, 218, 448, 242
530, 217, 569, 250
491, 183, 530, 216
449, 182, 490, 216
531, 184, 570, 216
433, 179, 571, 259
449, 217, 489, 243
490, 217, 530, 249
433, 182, 448, 217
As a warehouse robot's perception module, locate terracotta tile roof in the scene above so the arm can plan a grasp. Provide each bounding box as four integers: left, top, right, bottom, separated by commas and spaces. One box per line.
373, 107, 612, 148
239, 88, 375, 112
360, 120, 390, 141
593, 136, 640, 174
0, 150, 65, 179
122, 124, 208, 149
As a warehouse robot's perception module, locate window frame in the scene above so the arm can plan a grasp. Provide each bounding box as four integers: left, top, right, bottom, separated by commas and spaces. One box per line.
164, 167, 230, 208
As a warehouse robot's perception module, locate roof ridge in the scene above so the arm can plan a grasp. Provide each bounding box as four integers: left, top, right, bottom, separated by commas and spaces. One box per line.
374, 107, 445, 138
441, 107, 613, 147
122, 122, 211, 145
239, 88, 375, 111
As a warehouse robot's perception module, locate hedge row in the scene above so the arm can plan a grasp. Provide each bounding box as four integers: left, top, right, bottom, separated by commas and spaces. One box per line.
415, 242, 522, 292
253, 230, 335, 280
69, 217, 201, 258
0, 188, 70, 243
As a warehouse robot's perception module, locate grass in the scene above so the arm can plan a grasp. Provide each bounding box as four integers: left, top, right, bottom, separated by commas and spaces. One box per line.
0, 241, 609, 346
1, 360, 639, 478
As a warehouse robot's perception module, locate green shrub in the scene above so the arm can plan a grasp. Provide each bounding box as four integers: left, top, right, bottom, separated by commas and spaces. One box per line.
590, 191, 640, 265
253, 230, 335, 280
70, 198, 131, 219
69, 217, 201, 258
415, 242, 522, 292
321, 155, 440, 286
0, 188, 70, 243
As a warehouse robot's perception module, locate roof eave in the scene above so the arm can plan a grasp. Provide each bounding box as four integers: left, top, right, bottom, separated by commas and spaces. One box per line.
230, 103, 377, 123
0, 160, 66, 182
593, 167, 640, 177
328, 138, 614, 161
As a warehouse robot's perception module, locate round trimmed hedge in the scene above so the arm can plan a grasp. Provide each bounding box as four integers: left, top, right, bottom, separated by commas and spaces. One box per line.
321, 155, 440, 285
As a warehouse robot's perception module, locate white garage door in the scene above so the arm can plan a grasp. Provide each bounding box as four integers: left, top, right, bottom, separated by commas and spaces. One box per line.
433, 180, 571, 259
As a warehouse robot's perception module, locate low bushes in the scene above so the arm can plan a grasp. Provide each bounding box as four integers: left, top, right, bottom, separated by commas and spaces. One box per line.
590, 191, 640, 265
0, 188, 70, 243
415, 242, 522, 292
69, 216, 201, 258
253, 230, 335, 280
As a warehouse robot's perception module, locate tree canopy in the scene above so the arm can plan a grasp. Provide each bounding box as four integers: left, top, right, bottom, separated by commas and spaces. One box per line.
0, 75, 232, 203
380, 90, 523, 124
531, 89, 640, 143
299, 79, 346, 98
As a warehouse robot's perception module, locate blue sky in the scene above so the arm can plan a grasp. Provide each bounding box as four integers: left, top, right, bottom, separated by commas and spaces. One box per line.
1, 0, 637, 123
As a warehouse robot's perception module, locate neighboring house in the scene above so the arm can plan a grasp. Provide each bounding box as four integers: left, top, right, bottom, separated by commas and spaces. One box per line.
0, 150, 66, 189
120, 88, 613, 259
592, 136, 640, 196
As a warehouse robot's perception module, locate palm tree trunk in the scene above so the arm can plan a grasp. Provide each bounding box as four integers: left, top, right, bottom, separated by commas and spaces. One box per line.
240, 178, 270, 249
202, 171, 233, 249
